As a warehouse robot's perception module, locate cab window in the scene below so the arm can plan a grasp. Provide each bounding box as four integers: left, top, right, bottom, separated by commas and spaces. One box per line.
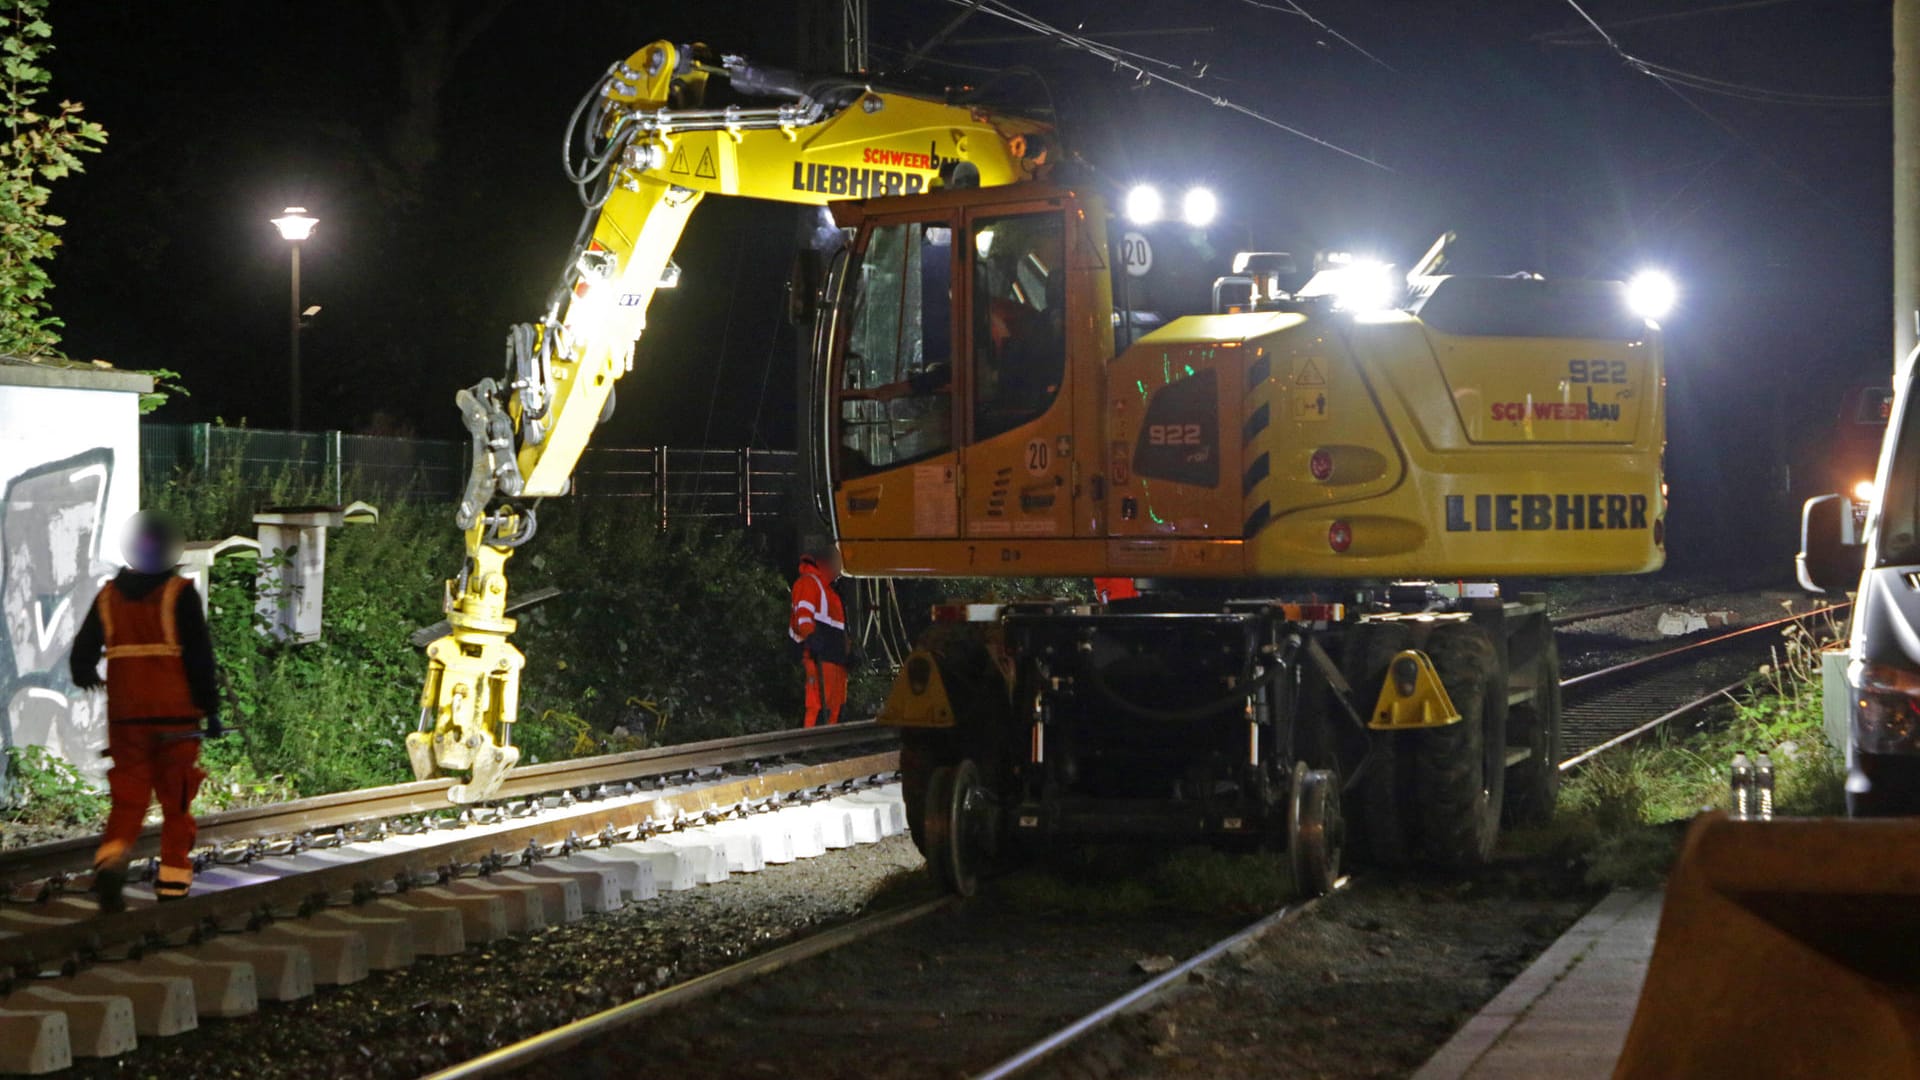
971, 213, 1065, 442
837, 222, 954, 476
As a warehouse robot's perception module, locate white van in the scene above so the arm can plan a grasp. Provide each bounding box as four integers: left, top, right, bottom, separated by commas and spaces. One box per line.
1800, 348, 1920, 815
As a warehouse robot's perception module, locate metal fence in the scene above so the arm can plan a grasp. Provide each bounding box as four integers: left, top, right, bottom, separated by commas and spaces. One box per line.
141, 423, 801, 529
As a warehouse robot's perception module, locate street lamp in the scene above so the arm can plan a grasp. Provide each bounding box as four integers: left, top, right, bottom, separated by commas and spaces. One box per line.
270, 207, 318, 430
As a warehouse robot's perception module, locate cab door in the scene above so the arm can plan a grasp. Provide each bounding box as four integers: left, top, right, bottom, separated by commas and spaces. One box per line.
958, 204, 1076, 544
830, 216, 963, 541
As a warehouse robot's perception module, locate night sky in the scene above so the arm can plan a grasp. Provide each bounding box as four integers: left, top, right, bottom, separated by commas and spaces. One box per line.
44, 0, 1895, 562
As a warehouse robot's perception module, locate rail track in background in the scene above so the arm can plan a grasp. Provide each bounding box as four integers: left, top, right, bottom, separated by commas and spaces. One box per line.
1556, 603, 1848, 769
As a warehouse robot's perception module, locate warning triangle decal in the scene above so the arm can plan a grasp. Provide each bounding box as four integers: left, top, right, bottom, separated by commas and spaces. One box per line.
669, 146, 690, 174
694, 148, 717, 179
1297, 356, 1327, 386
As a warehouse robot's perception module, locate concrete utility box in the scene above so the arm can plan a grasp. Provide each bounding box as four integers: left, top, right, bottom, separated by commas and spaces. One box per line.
178, 535, 260, 617
1822, 646, 1852, 758
0, 359, 152, 782
252, 502, 377, 644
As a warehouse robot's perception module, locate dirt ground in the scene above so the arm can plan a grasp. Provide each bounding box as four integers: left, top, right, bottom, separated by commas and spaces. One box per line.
526, 851, 1598, 1080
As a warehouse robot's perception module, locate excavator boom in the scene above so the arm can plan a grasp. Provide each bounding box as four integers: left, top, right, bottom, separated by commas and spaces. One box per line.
410, 41, 1049, 801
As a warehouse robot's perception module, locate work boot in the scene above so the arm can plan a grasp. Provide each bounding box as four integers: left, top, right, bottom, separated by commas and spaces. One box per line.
93, 866, 126, 914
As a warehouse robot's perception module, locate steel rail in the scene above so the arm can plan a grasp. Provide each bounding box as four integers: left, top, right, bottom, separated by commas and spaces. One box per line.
972, 882, 1342, 1079
423, 895, 956, 1080
1557, 675, 1751, 771
0, 751, 899, 978
1560, 603, 1848, 691
0, 721, 895, 888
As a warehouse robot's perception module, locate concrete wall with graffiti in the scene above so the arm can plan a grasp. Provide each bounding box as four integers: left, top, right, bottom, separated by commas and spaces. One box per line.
0, 363, 152, 783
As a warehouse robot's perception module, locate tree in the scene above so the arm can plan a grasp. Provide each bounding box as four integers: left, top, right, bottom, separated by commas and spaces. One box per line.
0, 0, 104, 359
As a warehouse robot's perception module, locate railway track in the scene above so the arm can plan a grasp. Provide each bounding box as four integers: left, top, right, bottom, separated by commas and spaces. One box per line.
413, 599, 1842, 1080
0, 723, 901, 1074
0, 600, 1840, 1076
1557, 603, 1847, 767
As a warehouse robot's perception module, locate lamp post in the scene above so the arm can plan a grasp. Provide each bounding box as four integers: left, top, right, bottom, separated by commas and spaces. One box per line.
270, 207, 318, 430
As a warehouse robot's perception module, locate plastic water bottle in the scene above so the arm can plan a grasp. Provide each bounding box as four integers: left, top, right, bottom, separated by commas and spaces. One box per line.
1730, 752, 1753, 820
1755, 753, 1775, 821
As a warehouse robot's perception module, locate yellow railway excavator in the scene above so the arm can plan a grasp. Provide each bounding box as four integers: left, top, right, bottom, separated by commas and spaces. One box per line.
413, 40, 1667, 900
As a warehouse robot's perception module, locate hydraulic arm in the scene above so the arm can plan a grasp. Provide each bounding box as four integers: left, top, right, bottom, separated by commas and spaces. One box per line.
410, 41, 1050, 801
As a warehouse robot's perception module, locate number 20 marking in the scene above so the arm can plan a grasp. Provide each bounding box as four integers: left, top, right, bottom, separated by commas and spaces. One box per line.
1568, 360, 1627, 384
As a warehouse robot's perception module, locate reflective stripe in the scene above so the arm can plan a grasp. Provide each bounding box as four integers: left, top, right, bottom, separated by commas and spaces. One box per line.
106, 643, 184, 659
814, 611, 845, 629
156, 863, 192, 884
793, 600, 818, 614
160, 576, 185, 646
789, 628, 804, 642
95, 838, 133, 869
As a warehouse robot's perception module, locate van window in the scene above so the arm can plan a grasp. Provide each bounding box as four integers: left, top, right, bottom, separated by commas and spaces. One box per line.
1878, 389, 1920, 563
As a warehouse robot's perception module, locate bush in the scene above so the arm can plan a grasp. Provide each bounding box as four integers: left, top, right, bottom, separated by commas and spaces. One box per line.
2, 745, 108, 830
152, 469, 810, 797
1524, 606, 1847, 887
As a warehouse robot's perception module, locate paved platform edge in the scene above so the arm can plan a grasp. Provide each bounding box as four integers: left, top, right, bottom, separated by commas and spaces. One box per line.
1411, 888, 1658, 1080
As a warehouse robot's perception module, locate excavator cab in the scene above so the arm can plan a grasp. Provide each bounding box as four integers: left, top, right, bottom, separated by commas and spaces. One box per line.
821, 186, 1110, 565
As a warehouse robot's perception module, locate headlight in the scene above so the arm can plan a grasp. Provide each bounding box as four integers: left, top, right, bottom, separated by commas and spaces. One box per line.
1852, 479, 1877, 504
1626, 270, 1677, 320
1181, 187, 1218, 227
1330, 259, 1397, 313
1124, 184, 1163, 226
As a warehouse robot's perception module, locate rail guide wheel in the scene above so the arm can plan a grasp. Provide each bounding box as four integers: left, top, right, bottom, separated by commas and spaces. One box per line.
1289, 761, 1344, 897
924, 758, 994, 897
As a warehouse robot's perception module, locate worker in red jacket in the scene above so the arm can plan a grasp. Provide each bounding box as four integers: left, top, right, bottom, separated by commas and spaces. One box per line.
790, 544, 848, 727
68, 513, 220, 912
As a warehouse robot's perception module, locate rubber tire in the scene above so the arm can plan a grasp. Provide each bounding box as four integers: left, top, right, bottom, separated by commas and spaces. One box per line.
1503, 633, 1563, 827
900, 736, 934, 856
1407, 623, 1507, 868
1349, 623, 1415, 866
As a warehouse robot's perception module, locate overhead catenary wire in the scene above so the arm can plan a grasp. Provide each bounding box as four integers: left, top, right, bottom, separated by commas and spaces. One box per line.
936, 0, 1392, 171
1233, 0, 1397, 72
1550, 0, 1877, 224
1552, 0, 1887, 109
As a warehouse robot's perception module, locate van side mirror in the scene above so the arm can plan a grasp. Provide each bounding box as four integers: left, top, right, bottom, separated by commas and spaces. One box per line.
1798, 493, 1866, 594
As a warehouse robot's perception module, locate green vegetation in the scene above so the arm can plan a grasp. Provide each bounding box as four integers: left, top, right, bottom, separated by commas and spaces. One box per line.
1518, 608, 1847, 887
150, 465, 814, 799
1, 745, 106, 830
0, 0, 106, 359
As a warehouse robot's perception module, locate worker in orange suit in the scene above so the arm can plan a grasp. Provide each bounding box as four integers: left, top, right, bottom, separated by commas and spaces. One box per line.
790, 544, 848, 728
68, 512, 221, 911
1094, 577, 1140, 604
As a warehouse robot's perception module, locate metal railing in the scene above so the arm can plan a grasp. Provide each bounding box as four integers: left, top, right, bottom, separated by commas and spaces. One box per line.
141, 423, 800, 529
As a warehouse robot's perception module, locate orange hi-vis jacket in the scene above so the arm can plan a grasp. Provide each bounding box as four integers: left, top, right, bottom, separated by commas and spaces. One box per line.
789, 555, 848, 665
97, 577, 202, 722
